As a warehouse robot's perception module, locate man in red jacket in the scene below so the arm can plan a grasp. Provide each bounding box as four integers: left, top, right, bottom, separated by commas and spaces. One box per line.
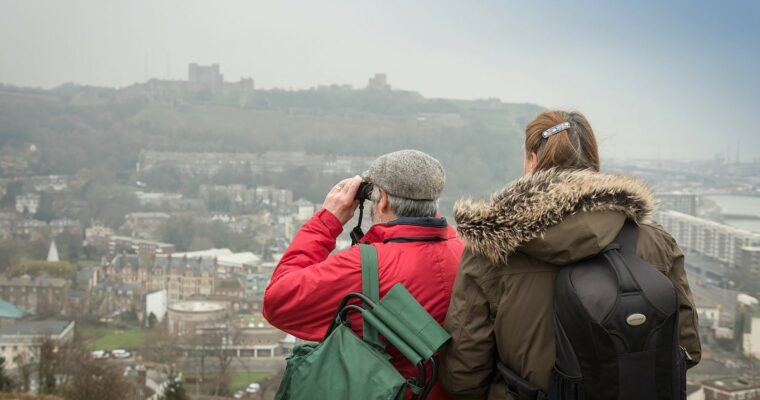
263, 149, 463, 399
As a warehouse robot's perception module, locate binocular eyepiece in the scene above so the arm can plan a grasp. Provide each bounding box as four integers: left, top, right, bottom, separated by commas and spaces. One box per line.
355, 181, 374, 202
350, 181, 373, 245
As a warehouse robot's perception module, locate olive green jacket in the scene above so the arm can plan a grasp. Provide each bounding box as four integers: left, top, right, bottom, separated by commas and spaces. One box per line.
440, 169, 701, 400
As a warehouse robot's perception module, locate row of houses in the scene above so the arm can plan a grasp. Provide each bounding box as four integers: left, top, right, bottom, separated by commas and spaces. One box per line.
657, 210, 760, 270
0, 213, 81, 241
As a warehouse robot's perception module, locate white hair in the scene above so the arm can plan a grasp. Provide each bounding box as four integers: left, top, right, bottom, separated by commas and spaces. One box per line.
370, 186, 437, 218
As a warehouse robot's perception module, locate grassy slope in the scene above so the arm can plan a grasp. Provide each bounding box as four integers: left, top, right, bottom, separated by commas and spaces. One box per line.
77, 325, 146, 351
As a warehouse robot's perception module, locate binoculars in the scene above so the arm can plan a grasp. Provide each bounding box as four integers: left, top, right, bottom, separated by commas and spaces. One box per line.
350, 181, 373, 245
355, 181, 374, 202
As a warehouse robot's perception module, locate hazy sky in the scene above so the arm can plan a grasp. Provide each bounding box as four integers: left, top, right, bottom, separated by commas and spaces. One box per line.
1, 1, 759, 161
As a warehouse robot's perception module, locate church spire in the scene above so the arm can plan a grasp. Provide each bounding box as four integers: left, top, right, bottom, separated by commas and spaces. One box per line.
47, 239, 60, 262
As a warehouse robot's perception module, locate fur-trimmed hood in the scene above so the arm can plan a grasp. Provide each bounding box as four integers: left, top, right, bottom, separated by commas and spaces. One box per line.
454, 168, 655, 265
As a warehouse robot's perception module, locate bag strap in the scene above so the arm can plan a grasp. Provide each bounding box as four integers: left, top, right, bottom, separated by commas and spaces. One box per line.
602, 220, 642, 294
359, 244, 382, 348
496, 362, 548, 400
611, 219, 639, 255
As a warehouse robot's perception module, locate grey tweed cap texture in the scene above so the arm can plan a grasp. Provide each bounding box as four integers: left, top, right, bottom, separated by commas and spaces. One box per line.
363, 149, 446, 201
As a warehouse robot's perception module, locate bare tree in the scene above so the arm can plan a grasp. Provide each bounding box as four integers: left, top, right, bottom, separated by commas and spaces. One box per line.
0, 356, 15, 392
181, 316, 239, 397
37, 338, 58, 395
201, 320, 240, 397
13, 351, 33, 392
141, 319, 181, 367
55, 341, 137, 400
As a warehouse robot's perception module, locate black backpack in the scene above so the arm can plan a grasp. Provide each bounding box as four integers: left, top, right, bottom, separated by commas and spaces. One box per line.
498, 220, 690, 400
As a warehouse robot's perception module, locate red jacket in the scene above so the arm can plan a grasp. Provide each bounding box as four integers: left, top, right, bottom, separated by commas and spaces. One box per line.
263, 209, 464, 399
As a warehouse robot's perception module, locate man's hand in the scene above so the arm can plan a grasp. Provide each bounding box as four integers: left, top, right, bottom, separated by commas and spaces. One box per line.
322, 176, 363, 225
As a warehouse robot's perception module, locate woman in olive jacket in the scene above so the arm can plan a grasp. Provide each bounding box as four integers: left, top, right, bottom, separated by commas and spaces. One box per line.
440, 110, 701, 399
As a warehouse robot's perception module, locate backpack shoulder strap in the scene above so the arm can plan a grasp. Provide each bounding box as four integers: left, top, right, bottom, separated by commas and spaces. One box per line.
603, 220, 642, 294
611, 219, 640, 256
359, 244, 381, 347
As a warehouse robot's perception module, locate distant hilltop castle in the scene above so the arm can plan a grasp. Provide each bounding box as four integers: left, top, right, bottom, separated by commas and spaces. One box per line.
367, 73, 390, 91
133, 63, 254, 102
187, 63, 254, 93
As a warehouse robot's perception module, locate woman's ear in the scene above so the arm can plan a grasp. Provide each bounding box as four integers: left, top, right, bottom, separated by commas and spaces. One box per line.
524, 151, 538, 174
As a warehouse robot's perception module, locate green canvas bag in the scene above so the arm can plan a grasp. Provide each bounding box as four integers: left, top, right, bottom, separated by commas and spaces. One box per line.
275, 244, 451, 400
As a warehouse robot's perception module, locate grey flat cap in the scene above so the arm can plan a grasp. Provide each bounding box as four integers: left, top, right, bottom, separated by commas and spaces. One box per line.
363, 149, 446, 201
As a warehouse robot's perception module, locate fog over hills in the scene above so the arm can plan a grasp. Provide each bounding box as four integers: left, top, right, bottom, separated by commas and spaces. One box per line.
2, 1, 759, 161
0, 81, 543, 211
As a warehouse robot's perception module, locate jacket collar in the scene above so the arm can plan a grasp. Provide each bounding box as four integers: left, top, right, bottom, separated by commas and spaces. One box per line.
361, 216, 457, 244
454, 168, 655, 265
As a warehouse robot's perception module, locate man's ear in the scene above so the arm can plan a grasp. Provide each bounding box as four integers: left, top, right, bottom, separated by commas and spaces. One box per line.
378, 188, 389, 214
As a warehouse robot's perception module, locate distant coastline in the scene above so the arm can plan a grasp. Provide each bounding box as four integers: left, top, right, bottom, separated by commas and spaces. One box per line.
703, 194, 760, 233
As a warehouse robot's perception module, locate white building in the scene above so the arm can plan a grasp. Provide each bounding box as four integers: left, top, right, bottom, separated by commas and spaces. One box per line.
170, 248, 233, 259
658, 211, 760, 267
145, 289, 168, 325
167, 249, 261, 277
296, 199, 315, 220
657, 192, 698, 216
0, 320, 75, 369
15, 194, 40, 215
740, 246, 760, 274
217, 252, 261, 276
134, 191, 183, 206
743, 311, 760, 359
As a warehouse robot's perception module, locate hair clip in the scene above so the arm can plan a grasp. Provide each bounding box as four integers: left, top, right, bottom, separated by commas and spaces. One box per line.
541, 122, 571, 139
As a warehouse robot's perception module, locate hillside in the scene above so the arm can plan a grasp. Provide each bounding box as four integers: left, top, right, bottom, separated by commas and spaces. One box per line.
0, 83, 543, 206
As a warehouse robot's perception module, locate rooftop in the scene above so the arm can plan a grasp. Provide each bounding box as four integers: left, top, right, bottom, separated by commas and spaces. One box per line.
0, 320, 73, 337
110, 253, 215, 273
217, 252, 260, 266
0, 275, 68, 288
171, 248, 233, 258
661, 210, 760, 238
688, 274, 738, 319
169, 301, 225, 313
702, 377, 760, 391
125, 212, 170, 219
0, 299, 28, 319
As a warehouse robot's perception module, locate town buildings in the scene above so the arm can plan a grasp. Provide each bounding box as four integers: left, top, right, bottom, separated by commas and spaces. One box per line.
0, 275, 69, 315
702, 377, 760, 400
103, 253, 215, 302
658, 211, 760, 267
0, 320, 75, 369
167, 301, 227, 336
0, 299, 28, 327
137, 150, 371, 181
14, 194, 39, 215
124, 212, 170, 240
740, 247, 760, 274
658, 192, 699, 216
107, 235, 175, 258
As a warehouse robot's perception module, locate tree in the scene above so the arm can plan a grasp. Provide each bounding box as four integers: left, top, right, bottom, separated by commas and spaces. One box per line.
0, 357, 14, 392
55, 231, 82, 262
38, 339, 57, 394
13, 352, 33, 392
34, 192, 57, 222
201, 319, 238, 397
159, 369, 189, 400
0, 181, 22, 208
206, 191, 231, 212
141, 321, 181, 365
56, 342, 136, 400
141, 166, 182, 192
161, 215, 196, 252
